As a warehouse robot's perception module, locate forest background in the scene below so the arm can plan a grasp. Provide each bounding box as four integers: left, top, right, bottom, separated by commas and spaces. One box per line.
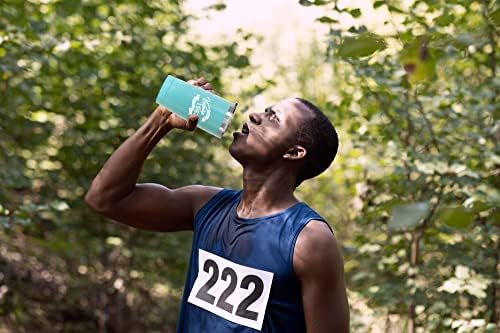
0, 0, 498, 332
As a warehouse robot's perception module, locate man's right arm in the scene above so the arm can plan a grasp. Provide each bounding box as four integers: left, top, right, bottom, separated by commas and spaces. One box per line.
85, 82, 221, 232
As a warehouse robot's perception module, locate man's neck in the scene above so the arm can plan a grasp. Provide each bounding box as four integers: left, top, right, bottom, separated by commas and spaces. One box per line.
237, 166, 298, 219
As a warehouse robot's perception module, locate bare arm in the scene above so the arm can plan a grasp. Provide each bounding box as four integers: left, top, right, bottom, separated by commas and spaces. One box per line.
85, 79, 221, 232
293, 221, 350, 333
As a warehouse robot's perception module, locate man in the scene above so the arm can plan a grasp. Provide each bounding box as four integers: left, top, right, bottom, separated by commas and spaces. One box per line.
85, 78, 349, 333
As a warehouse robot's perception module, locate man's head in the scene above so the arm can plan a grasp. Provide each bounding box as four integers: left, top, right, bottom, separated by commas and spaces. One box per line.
230, 97, 338, 188
293, 98, 338, 187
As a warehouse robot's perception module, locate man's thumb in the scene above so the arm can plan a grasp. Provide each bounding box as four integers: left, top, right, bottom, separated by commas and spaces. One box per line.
185, 115, 198, 131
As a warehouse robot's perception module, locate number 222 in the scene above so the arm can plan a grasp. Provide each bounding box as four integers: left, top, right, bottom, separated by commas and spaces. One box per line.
195, 259, 264, 321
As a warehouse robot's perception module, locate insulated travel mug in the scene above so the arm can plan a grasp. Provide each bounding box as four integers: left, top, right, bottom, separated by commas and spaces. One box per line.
156, 75, 238, 138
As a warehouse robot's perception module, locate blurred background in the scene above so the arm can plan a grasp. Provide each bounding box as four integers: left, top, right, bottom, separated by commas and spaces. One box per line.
0, 0, 498, 332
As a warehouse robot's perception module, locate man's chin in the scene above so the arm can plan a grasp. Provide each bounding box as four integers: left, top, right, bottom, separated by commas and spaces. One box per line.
228, 143, 246, 166
228, 143, 240, 160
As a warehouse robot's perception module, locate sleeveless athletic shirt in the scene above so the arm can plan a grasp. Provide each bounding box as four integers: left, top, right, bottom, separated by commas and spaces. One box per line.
176, 189, 329, 333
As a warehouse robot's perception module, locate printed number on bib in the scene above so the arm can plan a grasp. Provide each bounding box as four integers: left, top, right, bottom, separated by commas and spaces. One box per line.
187, 249, 274, 331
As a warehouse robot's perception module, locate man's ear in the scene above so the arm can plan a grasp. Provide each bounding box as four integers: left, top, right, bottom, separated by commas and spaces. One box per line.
283, 145, 307, 160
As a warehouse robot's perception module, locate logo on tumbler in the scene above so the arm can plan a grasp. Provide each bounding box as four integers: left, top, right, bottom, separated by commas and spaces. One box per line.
188, 94, 211, 123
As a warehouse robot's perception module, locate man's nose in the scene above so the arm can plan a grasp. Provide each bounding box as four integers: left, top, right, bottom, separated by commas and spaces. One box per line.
249, 112, 261, 125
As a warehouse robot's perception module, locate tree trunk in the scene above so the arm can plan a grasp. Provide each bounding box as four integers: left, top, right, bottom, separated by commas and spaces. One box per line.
407, 231, 421, 333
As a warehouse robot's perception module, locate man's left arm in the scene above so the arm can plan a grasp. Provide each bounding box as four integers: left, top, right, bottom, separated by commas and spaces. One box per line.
293, 220, 350, 333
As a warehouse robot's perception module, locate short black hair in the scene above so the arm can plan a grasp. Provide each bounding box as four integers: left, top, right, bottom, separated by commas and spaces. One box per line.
294, 98, 339, 187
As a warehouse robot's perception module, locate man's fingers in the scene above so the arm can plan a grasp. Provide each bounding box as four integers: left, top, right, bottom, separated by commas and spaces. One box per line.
196, 77, 208, 86
156, 105, 172, 117
189, 77, 217, 94
201, 82, 213, 90
188, 78, 208, 88
201, 82, 219, 95
184, 115, 198, 131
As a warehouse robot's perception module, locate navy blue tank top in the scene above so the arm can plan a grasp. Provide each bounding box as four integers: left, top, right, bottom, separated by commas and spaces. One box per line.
176, 189, 327, 333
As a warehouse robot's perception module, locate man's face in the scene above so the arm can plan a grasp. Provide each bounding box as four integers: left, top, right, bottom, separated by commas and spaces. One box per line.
229, 98, 312, 166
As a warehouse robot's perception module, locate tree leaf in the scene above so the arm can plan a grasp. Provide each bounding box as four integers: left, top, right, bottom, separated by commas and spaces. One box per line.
349, 9, 362, 18
454, 33, 478, 47
399, 41, 437, 84
387, 5, 404, 13
373, 1, 385, 9
489, 8, 500, 26
312, 0, 330, 5
434, 14, 453, 27
337, 33, 386, 58
316, 16, 338, 24
207, 2, 227, 11
388, 202, 430, 231
438, 205, 474, 229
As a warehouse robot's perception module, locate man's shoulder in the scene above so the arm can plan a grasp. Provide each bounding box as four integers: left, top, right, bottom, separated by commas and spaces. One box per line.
175, 185, 224, 217
293, 220, 341, 277
190, 187, 242, 218
297, 220, 336, 254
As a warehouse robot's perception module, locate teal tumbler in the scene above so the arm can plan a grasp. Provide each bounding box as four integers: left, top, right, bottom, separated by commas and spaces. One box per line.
155, 75, 238, 138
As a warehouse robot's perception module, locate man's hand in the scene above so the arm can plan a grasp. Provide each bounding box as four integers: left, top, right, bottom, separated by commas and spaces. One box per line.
156, 106, 199, 131
155, 77, 216, 131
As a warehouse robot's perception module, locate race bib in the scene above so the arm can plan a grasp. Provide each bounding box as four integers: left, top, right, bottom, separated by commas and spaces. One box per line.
187, 249, 274, 331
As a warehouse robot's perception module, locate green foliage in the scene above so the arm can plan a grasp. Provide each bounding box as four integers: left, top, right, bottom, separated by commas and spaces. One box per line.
490, 8, 500, 26
298, 0, 331, 7
337, 32, 387, 58
206, 2, 227, 11
388, 202, 430, 231
0, 0, 253, 331
438, 205, 475, 229
316, 16, 339, 24
349, 8, 362, 18
399, 41, 437, 84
